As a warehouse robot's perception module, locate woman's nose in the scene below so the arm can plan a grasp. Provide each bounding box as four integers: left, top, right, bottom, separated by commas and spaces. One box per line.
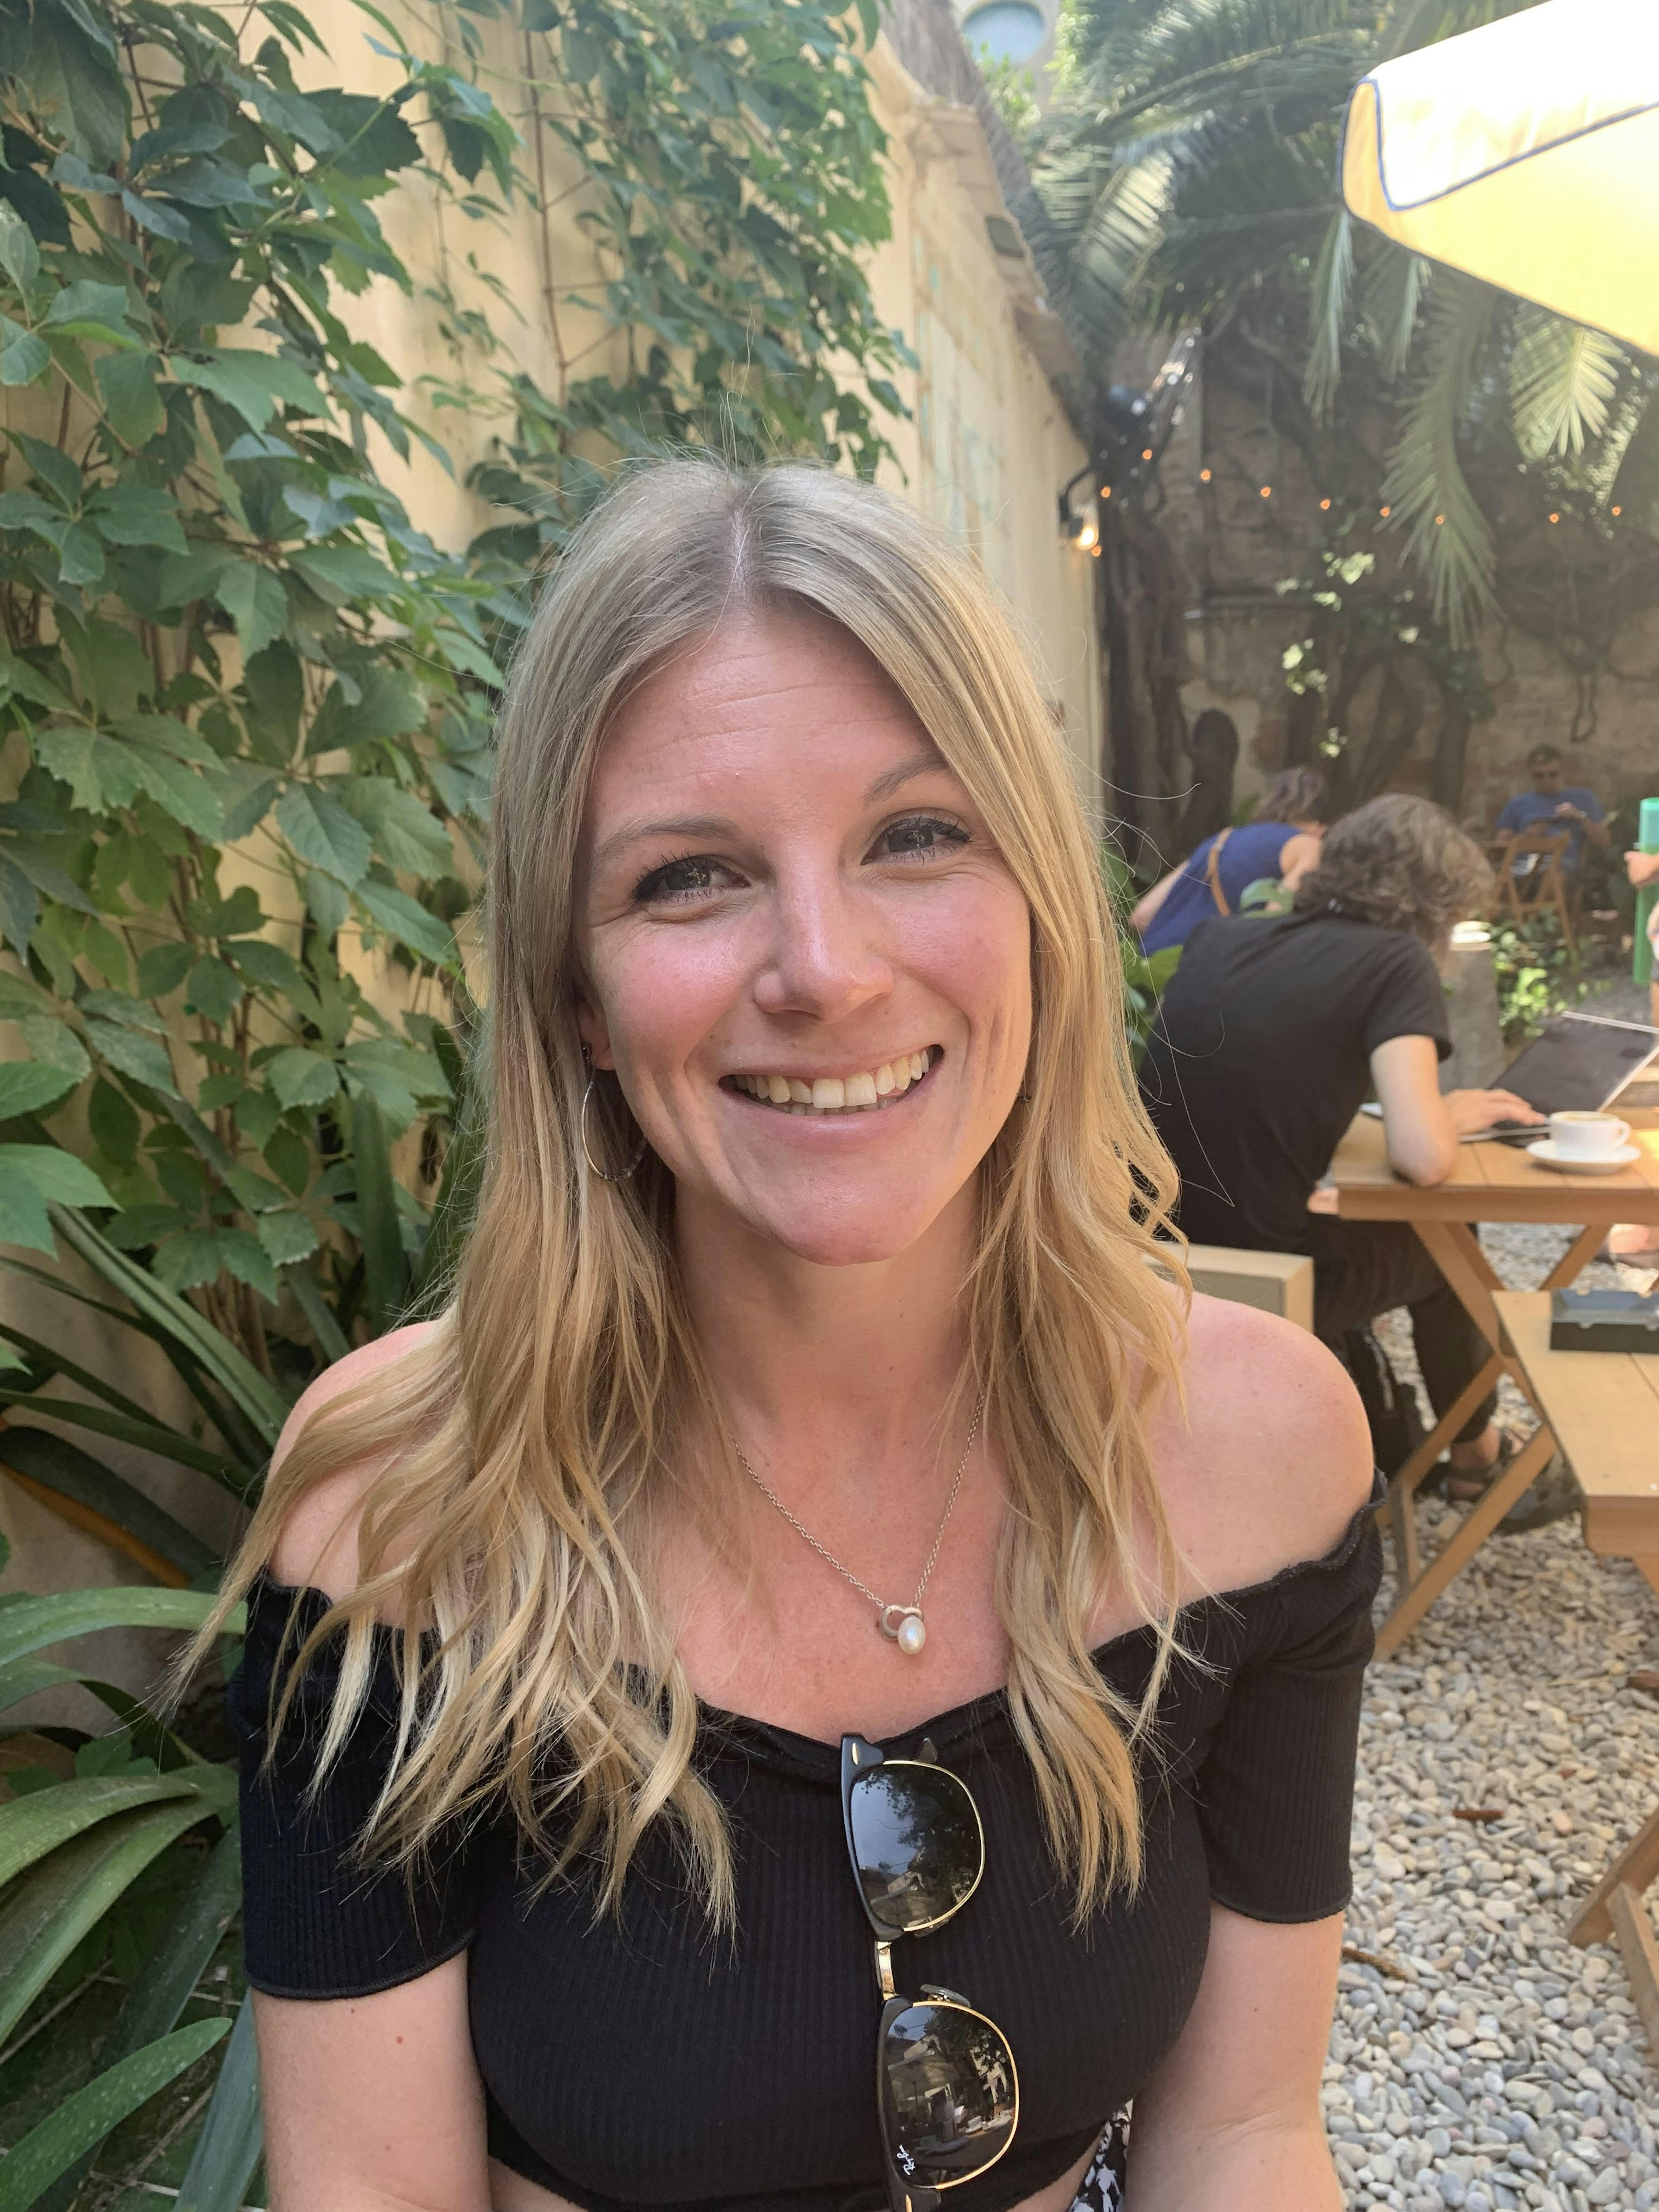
752, 877, 893, 1022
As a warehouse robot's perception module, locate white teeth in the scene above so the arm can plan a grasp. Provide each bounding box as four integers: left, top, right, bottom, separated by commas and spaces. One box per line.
729, 1053, 936, 1113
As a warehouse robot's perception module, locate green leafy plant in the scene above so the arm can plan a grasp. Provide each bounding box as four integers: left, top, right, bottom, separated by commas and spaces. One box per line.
0, 0, 906, 2190
1491, 914, 1588, 1043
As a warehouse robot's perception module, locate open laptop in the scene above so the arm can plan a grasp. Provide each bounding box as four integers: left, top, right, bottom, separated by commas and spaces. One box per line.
1466, 1011, 1659, 1140
1358, 1011, 1659, 1138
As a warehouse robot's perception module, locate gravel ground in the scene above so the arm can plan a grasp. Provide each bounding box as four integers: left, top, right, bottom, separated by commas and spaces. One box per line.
1335, 1210, 1659, 2212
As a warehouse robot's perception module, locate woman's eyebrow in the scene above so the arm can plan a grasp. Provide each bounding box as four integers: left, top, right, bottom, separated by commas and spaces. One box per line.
592, 814, 737, 869
864, 750, 950, 802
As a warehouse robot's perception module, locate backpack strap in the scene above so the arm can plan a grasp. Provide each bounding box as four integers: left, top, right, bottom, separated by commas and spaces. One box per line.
1205, 826, 1234, 916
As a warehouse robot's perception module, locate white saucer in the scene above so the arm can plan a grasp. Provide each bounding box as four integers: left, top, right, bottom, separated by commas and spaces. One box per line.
1526, 1139, 1640, 1175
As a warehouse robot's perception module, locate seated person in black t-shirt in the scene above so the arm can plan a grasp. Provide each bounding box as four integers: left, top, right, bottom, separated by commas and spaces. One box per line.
1139, 794, 1567, 1529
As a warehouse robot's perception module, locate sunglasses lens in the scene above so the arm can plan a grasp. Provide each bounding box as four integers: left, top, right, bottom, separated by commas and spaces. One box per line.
847, 1764, 982, 1934
880, 2002, 1018, 2186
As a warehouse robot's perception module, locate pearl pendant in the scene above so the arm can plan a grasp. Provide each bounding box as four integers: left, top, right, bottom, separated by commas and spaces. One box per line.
879, 1604, 927, 1655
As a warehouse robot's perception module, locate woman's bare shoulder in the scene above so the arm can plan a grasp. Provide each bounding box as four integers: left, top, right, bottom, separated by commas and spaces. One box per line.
1151, 1290, 1373, 1598
267, 1321, 440, 1601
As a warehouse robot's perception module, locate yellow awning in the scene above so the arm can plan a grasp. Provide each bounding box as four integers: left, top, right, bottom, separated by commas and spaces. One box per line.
1342, 0, 1659, 357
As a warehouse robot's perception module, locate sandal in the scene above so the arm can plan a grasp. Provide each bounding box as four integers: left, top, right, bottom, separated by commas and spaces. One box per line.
1435, 1433, 1526, 1504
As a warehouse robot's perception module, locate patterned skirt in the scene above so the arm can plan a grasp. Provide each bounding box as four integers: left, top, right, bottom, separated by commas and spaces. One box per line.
1066, 2113, 1128, 2210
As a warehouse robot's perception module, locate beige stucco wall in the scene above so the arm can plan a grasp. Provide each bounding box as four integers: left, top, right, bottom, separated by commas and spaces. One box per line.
0, 1, 1100, 1674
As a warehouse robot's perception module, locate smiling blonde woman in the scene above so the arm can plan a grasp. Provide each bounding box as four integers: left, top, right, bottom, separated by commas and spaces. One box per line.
208, 460, 1378, 2212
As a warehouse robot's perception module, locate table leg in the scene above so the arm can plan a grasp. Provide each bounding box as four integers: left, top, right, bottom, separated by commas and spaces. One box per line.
1541, 1222, 1608, 1291
1378, 1356, 1505, 1573
1570, 1805, 1659, 2064
1571, 1805, 1659, 1948
1373, 1423, 1557, 1660
1637, 1559, 1659, 1605
1606, 1886, 1659, 2067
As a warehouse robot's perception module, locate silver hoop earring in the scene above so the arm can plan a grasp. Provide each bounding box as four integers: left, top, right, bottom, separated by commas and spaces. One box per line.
581, 1070, 647, 1182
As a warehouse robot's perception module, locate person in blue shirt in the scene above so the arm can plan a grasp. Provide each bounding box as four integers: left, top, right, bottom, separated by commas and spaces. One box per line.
1132, 766, 1330, 955
1494, 744, 1608, 871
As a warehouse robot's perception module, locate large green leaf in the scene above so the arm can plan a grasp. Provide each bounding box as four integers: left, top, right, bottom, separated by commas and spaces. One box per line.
175, 1990, 262, 2212
0, 2017, 230, 2212
0, 1391, 251, 1488
0, 1800, 221, 2051
0, 1585, 236, 1674
351, 1088, 409, 1337
0, 1767, 231, 1890
48, 1210, 289, 1445
0, 1424, 224, 1573
29, 1831, 242, 2212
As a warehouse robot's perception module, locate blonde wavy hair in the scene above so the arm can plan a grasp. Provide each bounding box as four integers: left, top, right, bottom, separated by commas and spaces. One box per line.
197, 458, 1189, 1927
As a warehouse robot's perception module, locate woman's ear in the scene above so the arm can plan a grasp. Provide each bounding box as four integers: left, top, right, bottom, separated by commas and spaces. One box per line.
575, 995, 616, 1071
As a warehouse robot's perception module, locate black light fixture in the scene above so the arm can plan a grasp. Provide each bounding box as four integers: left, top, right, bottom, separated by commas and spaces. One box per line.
1055, 331, 1200, 540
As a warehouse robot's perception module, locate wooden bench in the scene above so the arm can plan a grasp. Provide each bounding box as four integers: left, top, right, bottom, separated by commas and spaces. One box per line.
1147, 1246, 1315, 1332
1493, 1290, 1659, 2062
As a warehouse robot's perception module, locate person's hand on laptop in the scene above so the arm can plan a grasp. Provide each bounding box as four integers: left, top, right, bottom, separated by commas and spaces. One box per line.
1445, 1088, 1545, 1136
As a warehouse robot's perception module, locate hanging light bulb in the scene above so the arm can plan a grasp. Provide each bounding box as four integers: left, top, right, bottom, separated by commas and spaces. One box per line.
1612, 505, 1624, 518
1549, 512, 1560, 524
1319, 498, 1331, 512
1077, 520, 1099, 552
1380, 504, 1392, 518
1260, 485, 1272, 499
1090, 542, 1102, 559
1199, 467, 1212, 483
1435, 514, 1445, 526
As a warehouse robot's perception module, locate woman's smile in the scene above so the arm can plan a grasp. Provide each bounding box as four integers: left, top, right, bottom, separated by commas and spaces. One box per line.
722, 1044, 940, 1115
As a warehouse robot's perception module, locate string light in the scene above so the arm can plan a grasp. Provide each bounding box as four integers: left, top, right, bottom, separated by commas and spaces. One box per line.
1141, 448, 1153, 461
1435, 514, 1445, 526
1379, 504, 1392, 518
1076, 519, 1099, 552
1549, 511, 1560, 524
1612, 505, 1623, 517
1102, 484, 1112, 499
1260, 484, 1272, 499
1090, 542, 1102, 559
1199, 467, 1212, 483
1319, 498, 1331, 512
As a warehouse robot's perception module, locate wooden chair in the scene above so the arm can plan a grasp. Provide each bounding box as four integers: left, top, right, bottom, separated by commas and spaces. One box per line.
1488, 825, 1578, 952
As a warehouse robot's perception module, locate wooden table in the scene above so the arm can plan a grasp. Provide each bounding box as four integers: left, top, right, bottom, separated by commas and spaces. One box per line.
1319, 1107, 1659, 1658
1494, 1291, 1659, 2063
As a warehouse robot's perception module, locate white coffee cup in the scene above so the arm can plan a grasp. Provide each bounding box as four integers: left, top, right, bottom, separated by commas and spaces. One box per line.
1548, 1109, 1631, 1161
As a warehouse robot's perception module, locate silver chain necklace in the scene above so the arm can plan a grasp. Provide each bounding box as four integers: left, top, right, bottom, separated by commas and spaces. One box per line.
728, 1392, 986, 1657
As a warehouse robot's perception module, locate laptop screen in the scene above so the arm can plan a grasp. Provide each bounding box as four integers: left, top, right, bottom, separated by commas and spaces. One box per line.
1498, 1013, 1659, 1113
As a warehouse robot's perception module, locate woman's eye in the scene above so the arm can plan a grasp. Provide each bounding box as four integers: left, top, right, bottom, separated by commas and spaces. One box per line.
871, 814, 971, 863
633, 854, 738, 906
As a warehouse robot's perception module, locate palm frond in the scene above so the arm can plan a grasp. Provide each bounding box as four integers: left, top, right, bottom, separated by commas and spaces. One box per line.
1608, 381, 1659, 531
1303, 208, 1354, 417
1509, 307, 1624, 460
1361, 242, 1430, 380
1381, 273, 1502, 642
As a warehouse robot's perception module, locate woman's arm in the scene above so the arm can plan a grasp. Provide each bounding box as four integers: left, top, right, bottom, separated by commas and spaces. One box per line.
1370, 1033, 1541, 1186
255, 1957, 493, 2212
1125, 1906, 1345, 2211
1276, 830, 1322, 891
1130, 864, 1185, 938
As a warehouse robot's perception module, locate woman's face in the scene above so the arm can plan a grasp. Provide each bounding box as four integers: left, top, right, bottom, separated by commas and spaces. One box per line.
575, 610, 1033, 1268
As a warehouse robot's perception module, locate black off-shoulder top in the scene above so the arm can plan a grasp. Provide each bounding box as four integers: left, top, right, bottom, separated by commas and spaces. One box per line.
232, 1490, 1381, 2212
